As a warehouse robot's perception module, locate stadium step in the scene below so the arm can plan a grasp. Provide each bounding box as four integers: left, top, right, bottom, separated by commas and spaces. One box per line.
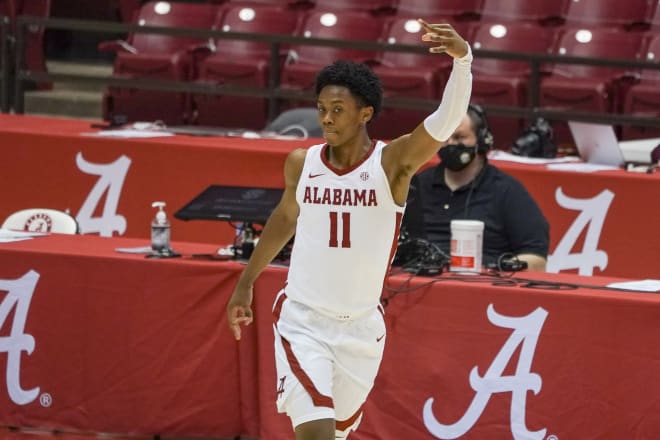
23, 60, 111, 120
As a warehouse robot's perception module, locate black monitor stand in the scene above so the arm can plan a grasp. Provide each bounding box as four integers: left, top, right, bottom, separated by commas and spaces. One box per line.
175, 185, 289, 261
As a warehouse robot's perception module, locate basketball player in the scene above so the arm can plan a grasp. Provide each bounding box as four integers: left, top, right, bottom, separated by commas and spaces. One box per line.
227, 20, 472, 440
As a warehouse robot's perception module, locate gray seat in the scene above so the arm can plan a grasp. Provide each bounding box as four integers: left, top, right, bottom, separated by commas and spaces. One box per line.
264, 108, 323, 139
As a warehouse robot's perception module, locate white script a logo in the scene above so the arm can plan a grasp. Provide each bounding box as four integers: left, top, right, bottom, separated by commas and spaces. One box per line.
547, 187, 614, 276
75, 152, 132, 237
423, 305, 548, 440
0, 270, 40, 405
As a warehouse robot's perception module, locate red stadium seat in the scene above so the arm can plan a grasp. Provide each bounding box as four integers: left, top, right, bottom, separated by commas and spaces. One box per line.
193, 3, 301, 129
99, 1, 220, 125
225, 0, 302, 7
117, 0, 140, 22
469, 22, 557, 146
279, 10, 386, 102
396, 0, 484, 20
369, 16, 468, 140
120, 0, 231, 23
1, 0, 51, 90
309, 0, 396, 15
0, 0, 14, 19
480, 0, 569, 25
622, 34, 660, 139
540, 27, 645, 146
564, 0, 655, 29
651, 1, 660, 29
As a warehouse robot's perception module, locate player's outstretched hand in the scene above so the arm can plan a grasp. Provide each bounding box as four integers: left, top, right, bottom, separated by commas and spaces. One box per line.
227, 284, 254, 341
418, 19, 469, 59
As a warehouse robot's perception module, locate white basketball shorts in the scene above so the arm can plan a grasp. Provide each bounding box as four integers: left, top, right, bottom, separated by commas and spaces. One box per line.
272, 290, 386, 437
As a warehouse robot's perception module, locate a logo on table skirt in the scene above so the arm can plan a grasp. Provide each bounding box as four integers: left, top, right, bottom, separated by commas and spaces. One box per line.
547, 187, 614, 276
23, 213, 53, 232
423, 304, 549, 440
0, 270, 41, 405
75, 152, 131, 237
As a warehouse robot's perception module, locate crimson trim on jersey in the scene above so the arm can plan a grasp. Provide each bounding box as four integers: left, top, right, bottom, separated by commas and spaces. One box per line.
336, 403, 364, 432
387, 211, 403, 270
320, 140, 377, 176
273, 293, 334, 409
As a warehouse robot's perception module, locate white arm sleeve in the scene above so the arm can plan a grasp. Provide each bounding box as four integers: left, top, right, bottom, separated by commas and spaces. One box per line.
422, 45, 473, 142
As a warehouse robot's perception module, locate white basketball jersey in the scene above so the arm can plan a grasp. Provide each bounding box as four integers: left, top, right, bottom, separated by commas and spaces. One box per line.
286, 141, 404, 318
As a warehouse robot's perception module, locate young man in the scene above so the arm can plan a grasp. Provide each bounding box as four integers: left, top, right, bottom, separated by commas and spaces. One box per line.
227, 20, 472, 440
412, 104, 549, 271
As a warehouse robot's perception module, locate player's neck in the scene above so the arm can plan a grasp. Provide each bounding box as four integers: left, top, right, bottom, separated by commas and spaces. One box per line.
326, 134, 372, 169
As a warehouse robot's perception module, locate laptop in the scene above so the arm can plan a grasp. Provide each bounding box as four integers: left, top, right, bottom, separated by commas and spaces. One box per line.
568, 121, 626, 167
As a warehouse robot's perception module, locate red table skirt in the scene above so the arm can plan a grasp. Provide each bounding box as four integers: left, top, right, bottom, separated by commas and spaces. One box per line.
0, 234, 658, 439
1, 114, 658, 279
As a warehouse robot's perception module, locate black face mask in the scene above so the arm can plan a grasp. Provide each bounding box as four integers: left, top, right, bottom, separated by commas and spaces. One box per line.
438, 143, 477, 171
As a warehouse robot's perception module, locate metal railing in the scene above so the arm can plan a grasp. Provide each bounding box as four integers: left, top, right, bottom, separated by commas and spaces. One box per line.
5, 15, 660, 130
0, 15, 10, 113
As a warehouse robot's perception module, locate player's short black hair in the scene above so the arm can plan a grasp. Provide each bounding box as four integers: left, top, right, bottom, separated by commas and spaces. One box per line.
315, 60, 383, 119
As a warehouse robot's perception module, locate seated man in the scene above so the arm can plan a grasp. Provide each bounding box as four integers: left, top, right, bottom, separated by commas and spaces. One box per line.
412, 104, 549, 271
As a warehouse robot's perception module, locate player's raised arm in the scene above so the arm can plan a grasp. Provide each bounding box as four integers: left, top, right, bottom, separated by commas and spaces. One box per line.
383, 20, 473, 183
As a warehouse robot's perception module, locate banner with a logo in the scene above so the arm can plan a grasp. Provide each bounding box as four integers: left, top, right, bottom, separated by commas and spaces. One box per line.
1, 235, 660, 439
0, 237, 246, 437
250, 273, 660, 440
1, 114, 659, 279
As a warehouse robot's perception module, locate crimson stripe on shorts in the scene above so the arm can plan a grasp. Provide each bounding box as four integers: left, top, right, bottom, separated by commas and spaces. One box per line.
273, 292, 333, 409
272, 292, 287, 323
280, 335, 334, 409
336, 403, 364, 432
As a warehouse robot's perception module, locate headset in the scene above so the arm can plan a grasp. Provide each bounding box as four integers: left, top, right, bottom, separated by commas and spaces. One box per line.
467, 103, 494, 154
461, 104, 494, 218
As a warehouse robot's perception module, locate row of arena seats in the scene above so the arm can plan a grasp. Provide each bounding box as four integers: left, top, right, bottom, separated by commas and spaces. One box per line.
118, 0, 660, 30
99, 1, 660, 145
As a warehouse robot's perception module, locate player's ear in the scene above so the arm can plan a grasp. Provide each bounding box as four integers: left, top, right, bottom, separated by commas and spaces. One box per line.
361, 106, 374, 125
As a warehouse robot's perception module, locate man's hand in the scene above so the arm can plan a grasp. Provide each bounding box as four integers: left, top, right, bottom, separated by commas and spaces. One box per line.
226, 283, 254, 340
419, 19, 469, 59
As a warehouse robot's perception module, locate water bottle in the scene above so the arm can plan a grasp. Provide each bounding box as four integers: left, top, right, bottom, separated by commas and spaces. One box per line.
151, 201, 171, 254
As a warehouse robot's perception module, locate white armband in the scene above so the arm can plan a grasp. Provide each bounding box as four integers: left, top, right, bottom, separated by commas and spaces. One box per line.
423, 45, 473, 142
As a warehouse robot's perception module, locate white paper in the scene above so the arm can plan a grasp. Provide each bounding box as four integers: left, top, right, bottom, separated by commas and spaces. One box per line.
607, 279, 660, 292
115, 246, 154, 254
0, 228, 47, 243
0, 236, 34, 243
83, 130, 175, 138
546, 162, 620, 172
488, 150, 581, 165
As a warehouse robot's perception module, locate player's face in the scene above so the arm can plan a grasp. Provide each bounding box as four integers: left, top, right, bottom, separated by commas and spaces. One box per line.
317, 85, 371, 146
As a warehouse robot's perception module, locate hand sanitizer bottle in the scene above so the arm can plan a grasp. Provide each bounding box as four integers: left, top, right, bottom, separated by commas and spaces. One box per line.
151, 201, 170, 255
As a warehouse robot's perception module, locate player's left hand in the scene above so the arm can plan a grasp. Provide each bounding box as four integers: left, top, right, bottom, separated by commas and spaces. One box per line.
418, 19, 469, 59
227, 283, 254, 341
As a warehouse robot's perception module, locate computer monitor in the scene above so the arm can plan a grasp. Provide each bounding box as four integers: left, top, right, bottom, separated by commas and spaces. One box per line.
174, 185, 284, 224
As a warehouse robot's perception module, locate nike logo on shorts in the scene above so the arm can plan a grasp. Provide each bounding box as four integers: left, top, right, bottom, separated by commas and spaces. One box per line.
376, 334, 385, 342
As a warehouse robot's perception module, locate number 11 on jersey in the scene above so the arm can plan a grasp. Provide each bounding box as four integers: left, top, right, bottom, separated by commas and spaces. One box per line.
329, 211, 351, 248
